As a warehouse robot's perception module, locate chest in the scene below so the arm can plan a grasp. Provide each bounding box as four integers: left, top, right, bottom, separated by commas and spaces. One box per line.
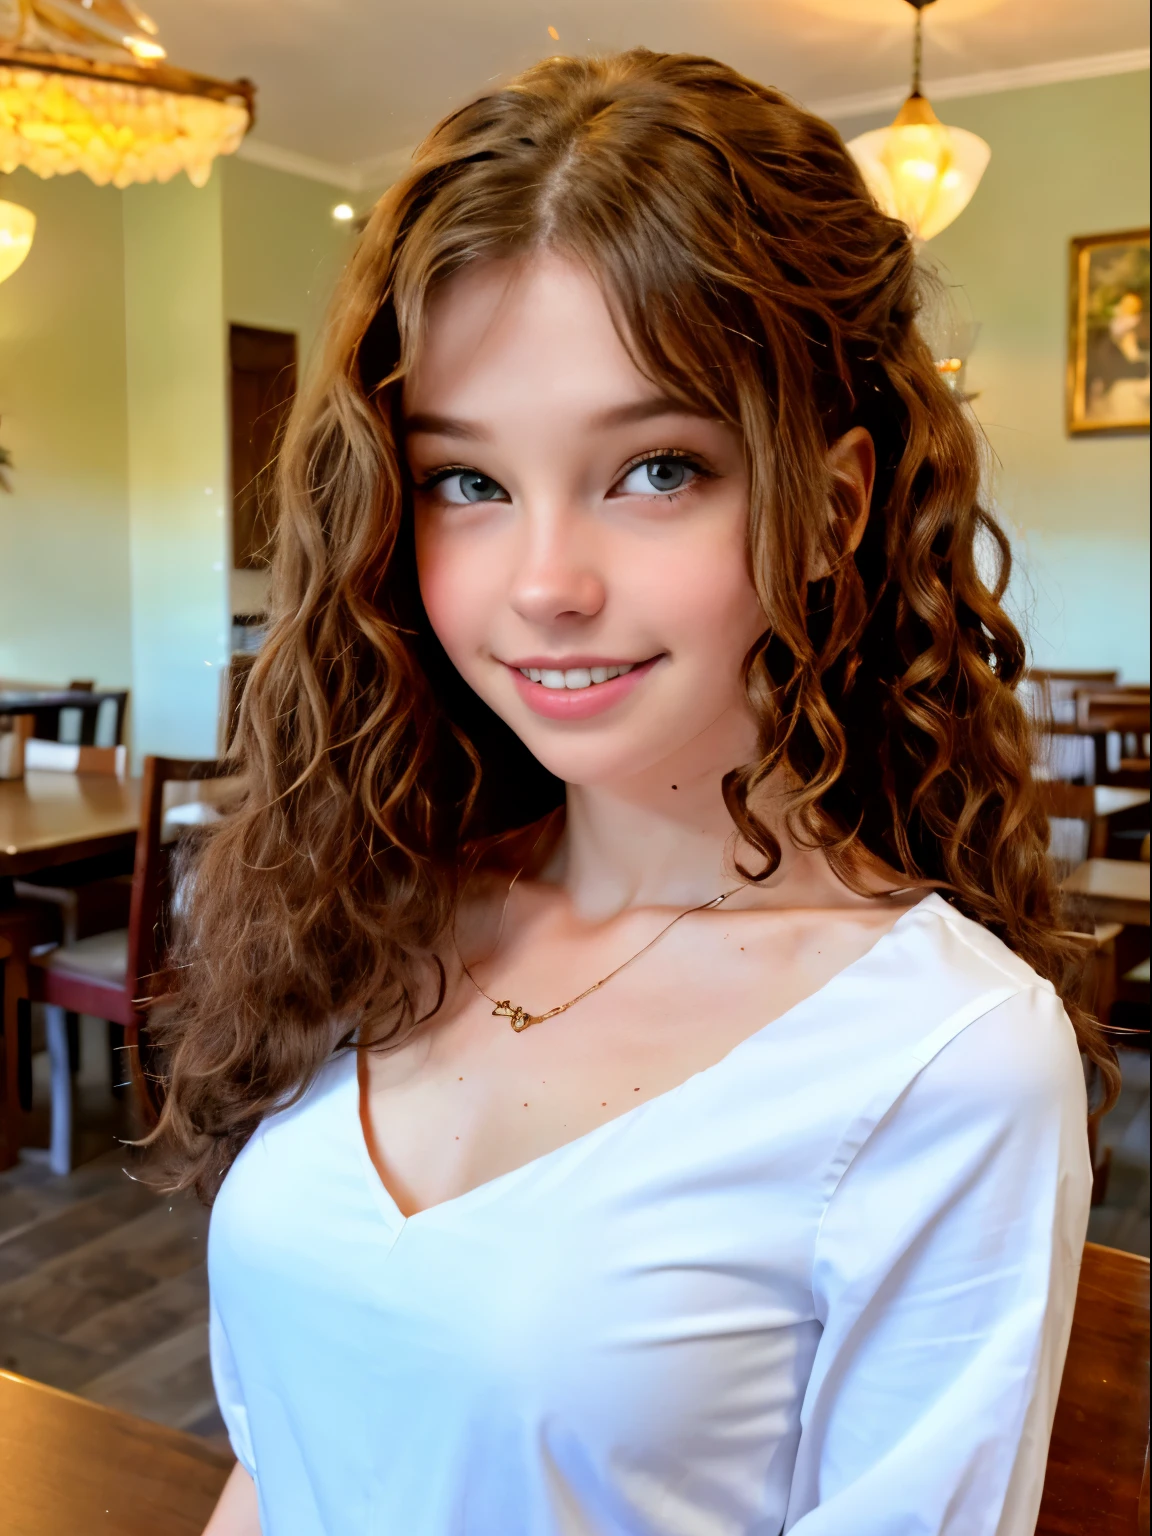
360, 912, 884, 1217
211, 1056, 835, 1529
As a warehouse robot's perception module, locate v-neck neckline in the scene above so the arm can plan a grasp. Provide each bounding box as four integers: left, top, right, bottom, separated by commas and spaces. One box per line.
351, 892, 945, 1230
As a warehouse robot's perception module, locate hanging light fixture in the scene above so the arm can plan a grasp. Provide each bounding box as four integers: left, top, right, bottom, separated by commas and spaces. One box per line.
0, 193, 34, 281
0, 1, 254, 192
847, 0, 990, 242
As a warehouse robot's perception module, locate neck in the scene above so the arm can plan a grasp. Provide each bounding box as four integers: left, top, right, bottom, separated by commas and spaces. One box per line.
542, 712, 773, 920
538, 717, 908, 923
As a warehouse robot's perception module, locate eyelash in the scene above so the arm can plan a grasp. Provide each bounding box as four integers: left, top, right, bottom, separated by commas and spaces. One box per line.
415, 450, 713, 499
616, 449, 712, 495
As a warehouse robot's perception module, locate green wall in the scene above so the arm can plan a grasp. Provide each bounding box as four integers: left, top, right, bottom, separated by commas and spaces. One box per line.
123, 174, 230, 759
0, 167, 132, 691
0, 156, 351, 754
222, 156, 352, 370
837, 69, 1150, 682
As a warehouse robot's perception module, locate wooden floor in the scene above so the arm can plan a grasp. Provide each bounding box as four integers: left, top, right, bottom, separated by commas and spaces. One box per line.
0, 1017, 226, 1450
0, 1021, 1147, 1455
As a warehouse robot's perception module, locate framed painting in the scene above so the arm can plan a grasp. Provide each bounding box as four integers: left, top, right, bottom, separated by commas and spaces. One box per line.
1067, 228, 1149, 434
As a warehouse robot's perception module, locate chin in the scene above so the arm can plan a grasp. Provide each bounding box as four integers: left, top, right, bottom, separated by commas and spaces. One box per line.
515, 734, 671, 789
498, 697, 731, 790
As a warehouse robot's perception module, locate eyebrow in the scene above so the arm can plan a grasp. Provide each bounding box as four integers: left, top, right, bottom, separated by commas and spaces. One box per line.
403, 395, 704, 441
403, 411, 488, 441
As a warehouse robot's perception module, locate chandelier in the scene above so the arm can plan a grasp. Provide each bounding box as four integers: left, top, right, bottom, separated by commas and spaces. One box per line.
0, 0, 254, 191
846, 0, 990, 243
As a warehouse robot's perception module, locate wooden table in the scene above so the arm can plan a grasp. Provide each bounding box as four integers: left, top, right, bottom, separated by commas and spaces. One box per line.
0, 687, 128, 747
0, 1370, 232, 1535
1062, 859, 1151, 927
0, 771, 141, 880
1093, 786, 1150, 818
0, 773, 142, 1169
1036, 1243, 1150, 1536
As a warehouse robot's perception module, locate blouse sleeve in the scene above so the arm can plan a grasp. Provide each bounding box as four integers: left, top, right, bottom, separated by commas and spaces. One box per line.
209, 1293, 258, 1479
785, 984, 1092, 1535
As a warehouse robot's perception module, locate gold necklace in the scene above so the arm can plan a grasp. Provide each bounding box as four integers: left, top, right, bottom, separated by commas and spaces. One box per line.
459, 852, 739, 1032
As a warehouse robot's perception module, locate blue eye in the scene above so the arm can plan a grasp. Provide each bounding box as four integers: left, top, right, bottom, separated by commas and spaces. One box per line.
618, 457, 696, 496
436, 470, 507, 504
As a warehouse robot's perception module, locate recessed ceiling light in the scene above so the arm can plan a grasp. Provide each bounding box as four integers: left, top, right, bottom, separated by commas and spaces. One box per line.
332, 203, 355, 222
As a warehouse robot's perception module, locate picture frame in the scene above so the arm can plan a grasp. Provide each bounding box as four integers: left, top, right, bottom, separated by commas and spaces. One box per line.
1067, 227, 1149, 435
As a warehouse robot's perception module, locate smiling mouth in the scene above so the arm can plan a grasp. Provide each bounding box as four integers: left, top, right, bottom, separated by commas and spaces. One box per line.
515, 663, 645, 691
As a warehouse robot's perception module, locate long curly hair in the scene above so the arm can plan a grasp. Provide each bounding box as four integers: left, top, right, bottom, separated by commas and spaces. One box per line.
146, 48, 1118, 1199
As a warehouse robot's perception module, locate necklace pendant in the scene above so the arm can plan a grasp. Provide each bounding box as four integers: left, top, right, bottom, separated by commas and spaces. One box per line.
492, 1000, 534, 1032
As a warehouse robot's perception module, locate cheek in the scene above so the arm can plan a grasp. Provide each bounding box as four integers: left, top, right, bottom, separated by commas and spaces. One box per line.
631, 534, 765, 671
414, 519, 497, 668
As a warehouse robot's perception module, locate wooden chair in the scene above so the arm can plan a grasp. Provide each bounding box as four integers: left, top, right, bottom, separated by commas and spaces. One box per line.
1040, 781, 1151, 866
1041, 781, 1100, 867
1076, 691, 1151, 790
10, 739, 131, 1104
15, 756, 233, 1174
1062, 921, 1126, 1206
1027, 670, 1121, 785
1028, 668, 1120, 729
1037, 1242, 1150, 1535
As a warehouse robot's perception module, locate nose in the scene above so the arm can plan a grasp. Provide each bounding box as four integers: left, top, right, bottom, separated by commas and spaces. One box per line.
508, 504, 606, 627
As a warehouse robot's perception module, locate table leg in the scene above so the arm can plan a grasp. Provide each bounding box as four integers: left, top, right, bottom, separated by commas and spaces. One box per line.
0, 913, 31, 1171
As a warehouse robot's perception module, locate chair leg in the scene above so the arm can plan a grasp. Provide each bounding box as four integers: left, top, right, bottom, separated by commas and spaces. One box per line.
44, 1004, 74, 1176
16, 997, 32, 1112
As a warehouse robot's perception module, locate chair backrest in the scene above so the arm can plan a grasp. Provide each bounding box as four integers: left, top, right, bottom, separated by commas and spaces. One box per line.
1027, 669, 1120, 728
1038, 780, 1102, 868
1076, 691, 1151, 789
1036, 1242, 1150, 1535
1038, 780, 1096, 821
22, 740, 128, 777
127, 755, 239, 1006
1076, 690, 1152, 737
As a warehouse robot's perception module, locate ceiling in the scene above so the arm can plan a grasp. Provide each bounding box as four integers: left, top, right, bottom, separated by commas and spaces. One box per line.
143, 0, 1149, 186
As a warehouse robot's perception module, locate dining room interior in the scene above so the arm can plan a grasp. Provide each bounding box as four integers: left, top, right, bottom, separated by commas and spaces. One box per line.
0, 1, 1148, 1532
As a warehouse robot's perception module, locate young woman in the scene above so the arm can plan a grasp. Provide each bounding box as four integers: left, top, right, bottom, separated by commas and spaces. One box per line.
166, 48, 1115, 1536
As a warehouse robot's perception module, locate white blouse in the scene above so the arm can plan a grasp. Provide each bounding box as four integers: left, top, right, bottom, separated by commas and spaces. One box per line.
208, 893, 1091, 1535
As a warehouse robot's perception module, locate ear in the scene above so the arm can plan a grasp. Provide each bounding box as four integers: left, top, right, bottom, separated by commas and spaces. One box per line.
809, 426, 875, 580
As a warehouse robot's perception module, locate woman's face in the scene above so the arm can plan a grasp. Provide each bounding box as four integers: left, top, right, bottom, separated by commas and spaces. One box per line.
404, 253, 768, 789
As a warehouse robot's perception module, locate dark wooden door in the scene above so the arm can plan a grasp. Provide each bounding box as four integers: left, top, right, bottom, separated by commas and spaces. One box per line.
229, 324, 297, 571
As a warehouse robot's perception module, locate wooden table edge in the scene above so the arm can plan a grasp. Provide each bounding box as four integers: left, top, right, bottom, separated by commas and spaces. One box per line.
0, 828, 139, 879
0, 1368, 235, 1470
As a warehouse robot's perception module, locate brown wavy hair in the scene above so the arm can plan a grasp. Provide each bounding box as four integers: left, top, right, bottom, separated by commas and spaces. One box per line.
145, 48, 1118, 1199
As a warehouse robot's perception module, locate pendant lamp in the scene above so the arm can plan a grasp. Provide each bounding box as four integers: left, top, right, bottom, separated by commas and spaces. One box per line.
0, 193, 34, 281
0, 1, 254, 192
847, 0, 990, 242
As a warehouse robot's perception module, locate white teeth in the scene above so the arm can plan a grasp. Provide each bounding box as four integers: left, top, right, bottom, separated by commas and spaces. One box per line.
520, 663, 639, 689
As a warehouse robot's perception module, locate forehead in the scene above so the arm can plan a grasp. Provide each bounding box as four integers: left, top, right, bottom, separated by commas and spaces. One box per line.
403, 252, 654, 421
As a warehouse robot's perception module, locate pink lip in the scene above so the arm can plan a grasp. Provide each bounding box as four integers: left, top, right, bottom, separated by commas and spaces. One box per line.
507, 656, 662, 720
